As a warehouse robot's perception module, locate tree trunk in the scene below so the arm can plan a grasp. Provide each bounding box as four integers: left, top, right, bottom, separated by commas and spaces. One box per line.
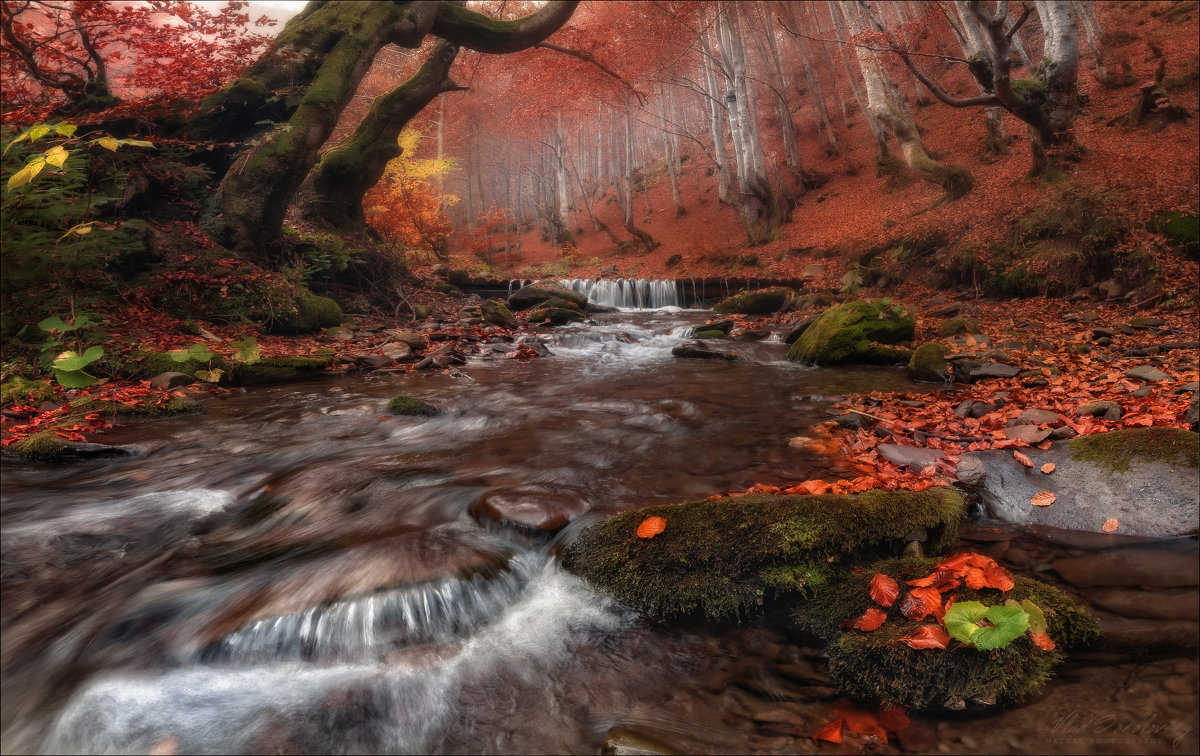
840, 0, 973, 198
828, 0, 889, 160
622, 110, 656, 252
300, 40, 462, 231
193, 0, 577, 256
1073, 0, 1106, 81
702, 53, 733, 205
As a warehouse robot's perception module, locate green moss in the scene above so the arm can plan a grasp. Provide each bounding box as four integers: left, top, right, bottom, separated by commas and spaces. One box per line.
907, 342, 951, 382
136, 352, 227, 380
713, 287, 793, 315
1, 376, 57, 407
795, 557, 1098, 710
939, 318, 979, 336
561, 488, 965, 622
70, 396, 201, 417
527, 307, 586, 325
272, 292, 343, 334
480, 301, 517, 328
1069, 428, 1199, 473
227, 355, 335, 386
788, 299, 915, 365
693, 329, 727, 340
8, 430, 70, 459
433, 282, 463, 295
386, 394, 438, 416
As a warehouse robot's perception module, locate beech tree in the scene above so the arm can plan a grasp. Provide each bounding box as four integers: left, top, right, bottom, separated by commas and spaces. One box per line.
188, 0, 578, 256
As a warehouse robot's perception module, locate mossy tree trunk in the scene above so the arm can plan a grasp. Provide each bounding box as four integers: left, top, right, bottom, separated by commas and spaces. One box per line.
190, 0, 578, 257
895, 1, 1082, 179
840, 1, 974, 199
298, 39, 464, 231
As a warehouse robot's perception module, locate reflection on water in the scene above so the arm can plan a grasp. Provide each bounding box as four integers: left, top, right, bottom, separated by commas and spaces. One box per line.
2, 311, 1196, 754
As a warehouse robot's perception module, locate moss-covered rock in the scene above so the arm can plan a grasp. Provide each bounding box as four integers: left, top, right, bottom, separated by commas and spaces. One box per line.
480, 300, 518, 328
227, 355, 335, 386
794, 557, 1098, 710
907, 342, 951, 382
1069, 427, 1198, 473
1, 376, 57, 407
527, 307, 586, 326
433, 282, 463, 296
508, 282, 588, 311
788, 299, 915, 365
939, 318, 980, 337
713, 287, 793, 315
136, 351, 227, 380
561, 488, 965, 621
8, 430, 70, 459
693, 329, 727, 340
271, 292, 343, 334
70, 395, 202, 417
386, 394, 438, 416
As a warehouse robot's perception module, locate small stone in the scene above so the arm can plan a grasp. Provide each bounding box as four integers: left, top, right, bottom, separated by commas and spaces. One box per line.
359, 354, 394, 368
953, 398, 973, 418
325, 326, 354, 339
835, 412, 868, 429
1125, 365, 1171, 382
379, 342, 412, 361
1092, 327, 1116, 339
148, 371, 195, 390
1002, 425, 1053, 444
1076, 311, 1100, 322
970, 361, 1019, 379
969, 401, 996, 419
1131, 386, 1153, 398
878, 443, 945, 471
1077, 400, 1121, 417
1096, 337, 1112, 347
955, 456, 986, 489
1127, 317, 1165, 328
1017, 408, 1059, 425
1050, 426, 1077, 440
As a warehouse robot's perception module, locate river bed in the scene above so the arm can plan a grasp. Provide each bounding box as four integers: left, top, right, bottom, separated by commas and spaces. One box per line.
2, 310, 1195, 754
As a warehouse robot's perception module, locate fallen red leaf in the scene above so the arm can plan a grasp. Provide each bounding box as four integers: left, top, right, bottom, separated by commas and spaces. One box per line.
1014, 450, 1034, 467
852, 606, 888, 632
1031, 491, 1056, 507
812, 718, 843, 743
1029, 631, 1056, 651
636, 516, 666, 538
899, 587, 942, 620
898, 625, 950, 649
1102, 517, 1119, 533
869, 573, 900, 607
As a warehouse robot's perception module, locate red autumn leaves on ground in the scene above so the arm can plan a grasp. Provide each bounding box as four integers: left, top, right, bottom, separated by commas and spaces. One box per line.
848, 551, 1016, 648
812, 699, 911, 745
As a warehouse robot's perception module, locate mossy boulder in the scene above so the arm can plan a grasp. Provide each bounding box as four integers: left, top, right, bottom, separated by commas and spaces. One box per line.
508, 282, 587, 311
788, 299, 915, 365
227, 355, 335, 386
1, 376, 57, 407
480, 300, 518, 328
693, 329, 727, 340
136, 351, 227, 380
561, 488, 965, 621
1069, 426, 1198, 473
938, 318, 980, 337
713, 287, 793, 315
795, 557, 1098, 710
527, 307, 586, 326
270, 292, 343, 335
71, 395, 202, 417
386, 394, 438, 416
907, 342, 951, 382
8, 430, 70, 459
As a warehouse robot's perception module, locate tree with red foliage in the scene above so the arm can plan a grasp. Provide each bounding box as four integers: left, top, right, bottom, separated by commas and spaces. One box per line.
0, 0, 272, 120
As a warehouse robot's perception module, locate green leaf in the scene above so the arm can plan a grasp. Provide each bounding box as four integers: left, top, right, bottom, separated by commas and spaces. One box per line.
52, 345, 103, 371
171, 343, 216, 363
1019, 599, 1047, 635
7, 157, 45, 190
232, 337, 260, 364
53, 368, 100, 388
195, 368, 223, 383
119, 139, 156, 148
28, 124, 51, 142
53, 123, 78, 138
94, 136, 120, 151
944, 600, 988, 643
972, 605, 1030, 650
38, 313, 97, 333
3, 129, 32, 155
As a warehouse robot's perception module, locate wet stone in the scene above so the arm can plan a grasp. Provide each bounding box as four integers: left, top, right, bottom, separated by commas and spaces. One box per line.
469, 488, 587, 532
877, 443, 945, 471
1016, 408, 1059, 425
1053, 549, 1199, 589
1125, 365, 1171, 382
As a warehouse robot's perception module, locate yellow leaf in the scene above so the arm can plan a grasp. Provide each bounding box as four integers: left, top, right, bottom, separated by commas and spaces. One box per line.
53, 123, 78, 138
7, 157, 45, 190
43, 144, 69, 168
95, 136, 119, 151
28, 124, 51, 142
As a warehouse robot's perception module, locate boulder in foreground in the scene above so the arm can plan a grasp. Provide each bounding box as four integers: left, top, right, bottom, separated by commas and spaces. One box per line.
788, 299, 915, 365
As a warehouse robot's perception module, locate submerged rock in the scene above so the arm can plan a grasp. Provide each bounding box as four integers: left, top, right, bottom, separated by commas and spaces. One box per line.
508, 282, 588, 311
787, 299, 914, 365
906, 342, 950, 382
962, 428, 1199, 537
386, 395, 439, 416
794, 557, 1098, 711
560, 488, 964, 621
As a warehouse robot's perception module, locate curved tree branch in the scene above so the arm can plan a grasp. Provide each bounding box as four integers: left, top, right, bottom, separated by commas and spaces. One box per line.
534, 41, 644, 105
430, 0, 579, 54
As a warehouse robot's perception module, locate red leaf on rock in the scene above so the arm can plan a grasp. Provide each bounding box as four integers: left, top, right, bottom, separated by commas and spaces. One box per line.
982, 562, 1015, 591
812, 718, 843, 743
853, 606, 888, 631
899, 587, 942, 620
1029, 631, 1056, 651
869, 573, 900, 607
636, 516, 667, 538
898, 625, 950, 649
1014, 450, 1034, 467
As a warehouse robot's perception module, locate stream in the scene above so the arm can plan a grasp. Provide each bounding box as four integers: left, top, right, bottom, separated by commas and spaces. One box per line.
2, 308, 1196, 754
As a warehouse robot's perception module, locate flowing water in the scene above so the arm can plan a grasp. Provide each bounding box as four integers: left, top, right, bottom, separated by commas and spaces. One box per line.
2, 308, 1196, 754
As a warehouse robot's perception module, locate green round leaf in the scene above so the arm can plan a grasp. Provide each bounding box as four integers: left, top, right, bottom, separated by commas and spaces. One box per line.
52, 345, 103, 372
972, 605, 1030, 650
53, 368, 99, 388
944, 600, 988, 643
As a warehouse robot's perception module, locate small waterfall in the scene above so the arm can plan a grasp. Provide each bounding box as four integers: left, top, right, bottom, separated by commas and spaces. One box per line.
558, 278, 680, 310
198, 553, 543, 664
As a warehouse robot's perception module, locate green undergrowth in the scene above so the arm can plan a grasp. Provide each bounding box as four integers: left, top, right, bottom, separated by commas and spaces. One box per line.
797, 557, 1098, 710
560, 488, 965, 622
1069, 427, 1199, 473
